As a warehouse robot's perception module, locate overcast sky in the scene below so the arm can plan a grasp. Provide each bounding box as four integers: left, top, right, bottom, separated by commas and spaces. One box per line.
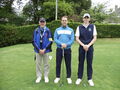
92, 0, 120, 9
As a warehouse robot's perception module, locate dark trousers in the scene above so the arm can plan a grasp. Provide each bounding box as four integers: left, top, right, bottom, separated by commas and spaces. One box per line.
78, 46, 93, 80
56, 48, 71, 78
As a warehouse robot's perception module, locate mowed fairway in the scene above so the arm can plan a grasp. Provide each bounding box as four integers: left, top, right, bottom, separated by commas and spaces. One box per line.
0, 38, 120, 90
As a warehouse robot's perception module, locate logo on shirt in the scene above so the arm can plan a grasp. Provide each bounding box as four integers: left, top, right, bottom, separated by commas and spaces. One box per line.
88, 28, 92, 31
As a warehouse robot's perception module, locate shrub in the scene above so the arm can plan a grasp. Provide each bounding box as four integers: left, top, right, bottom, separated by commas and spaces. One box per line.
0, 25, 18, 47
0, 21, 120, 47
96, 24, 120, 38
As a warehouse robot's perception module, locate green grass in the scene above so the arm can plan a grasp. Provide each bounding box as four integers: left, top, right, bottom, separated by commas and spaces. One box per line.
0, 38, 120, 90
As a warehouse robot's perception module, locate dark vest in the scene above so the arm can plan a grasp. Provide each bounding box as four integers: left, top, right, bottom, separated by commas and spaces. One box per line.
79, 24, 94, 44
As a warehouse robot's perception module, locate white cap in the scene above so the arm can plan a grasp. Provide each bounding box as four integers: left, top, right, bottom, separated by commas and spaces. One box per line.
83, 13, 90, 18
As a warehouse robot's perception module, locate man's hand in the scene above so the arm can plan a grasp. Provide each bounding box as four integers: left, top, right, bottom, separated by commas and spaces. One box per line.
39, 49, 46, 55
61, 43, 67, 48
83, 45, 90, 52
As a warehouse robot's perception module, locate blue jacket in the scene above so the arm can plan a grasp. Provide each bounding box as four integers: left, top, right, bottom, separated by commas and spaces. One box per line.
32, 26, 53, 53
54, 26, 74, 49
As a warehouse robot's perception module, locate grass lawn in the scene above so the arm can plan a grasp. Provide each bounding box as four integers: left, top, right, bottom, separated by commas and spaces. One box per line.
0, 38, 120, 90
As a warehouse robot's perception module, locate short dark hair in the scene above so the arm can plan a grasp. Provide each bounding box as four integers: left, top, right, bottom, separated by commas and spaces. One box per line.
61, 16, 68, 20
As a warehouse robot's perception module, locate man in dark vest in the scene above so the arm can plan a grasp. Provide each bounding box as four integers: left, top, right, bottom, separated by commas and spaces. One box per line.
75, 13, 97, 86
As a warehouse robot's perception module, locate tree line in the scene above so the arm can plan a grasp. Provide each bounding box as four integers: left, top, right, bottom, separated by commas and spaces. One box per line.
0, 0, 119, 26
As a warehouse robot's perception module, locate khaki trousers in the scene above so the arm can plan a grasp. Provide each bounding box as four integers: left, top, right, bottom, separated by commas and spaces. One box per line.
36, 53, 49, 78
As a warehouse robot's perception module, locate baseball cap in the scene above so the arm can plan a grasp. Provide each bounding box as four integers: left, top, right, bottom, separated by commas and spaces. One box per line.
83, 13, 90, 18
39, 17, 46, 22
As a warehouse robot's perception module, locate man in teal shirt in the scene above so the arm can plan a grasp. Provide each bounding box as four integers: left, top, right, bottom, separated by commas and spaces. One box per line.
54, 16, 74, 84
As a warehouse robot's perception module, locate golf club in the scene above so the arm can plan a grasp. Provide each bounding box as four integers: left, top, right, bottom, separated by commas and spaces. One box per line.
83, 51, 87, 87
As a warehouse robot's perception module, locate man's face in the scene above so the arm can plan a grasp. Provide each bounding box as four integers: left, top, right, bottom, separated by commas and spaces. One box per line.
83, 16, 90, 23
61, 17, 68, 27
39, 21, 46, 27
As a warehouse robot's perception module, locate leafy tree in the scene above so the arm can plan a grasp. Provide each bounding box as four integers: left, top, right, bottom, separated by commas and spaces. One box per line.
23, 0, 74, 23
0, 0, 26, 25
105, 10, 120, 23
66, 0, 91, 14
80, 3, 108, 23
0, 0, 15, 24
42, 1, 74, 21
22, 0, 50, 23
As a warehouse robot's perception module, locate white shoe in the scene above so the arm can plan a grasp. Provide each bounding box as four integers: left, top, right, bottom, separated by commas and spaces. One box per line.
88, 79, 94, 86
67, 78, 72, 84
35, 77, 41, 83
75, 79, 82, 85
44, 77, 49, 83
54, 78, 60, 83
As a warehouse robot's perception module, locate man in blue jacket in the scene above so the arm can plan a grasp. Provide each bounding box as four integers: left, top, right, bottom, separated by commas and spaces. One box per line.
54, 16, 74, 84
32, 18, 53, 83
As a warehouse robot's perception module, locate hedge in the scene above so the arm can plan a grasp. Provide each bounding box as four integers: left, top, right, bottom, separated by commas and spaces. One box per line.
0, 25, 18, 47
0, 21, 120, 47
0, 24, 35, 47
96, 24, 120, 38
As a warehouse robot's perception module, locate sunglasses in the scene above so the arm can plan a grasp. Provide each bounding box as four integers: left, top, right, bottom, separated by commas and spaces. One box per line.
40, 21, 45, 23
84, 16, 89, 19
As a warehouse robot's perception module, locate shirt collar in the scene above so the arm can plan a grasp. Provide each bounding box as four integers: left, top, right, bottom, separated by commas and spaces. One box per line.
82, 24, 90, 28
39, 26, 46, 31
61, 25, 68, 29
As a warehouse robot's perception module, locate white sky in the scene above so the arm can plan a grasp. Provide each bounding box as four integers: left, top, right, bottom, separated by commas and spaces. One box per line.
12, 0, 29, 14
92, 0, 120, 10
